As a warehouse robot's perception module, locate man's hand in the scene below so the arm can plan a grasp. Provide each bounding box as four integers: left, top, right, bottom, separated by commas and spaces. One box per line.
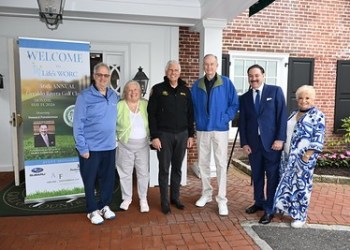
187, 137, 194, 149
81, 152, 90, 159
271, 140, 283, 151
151, 138, 162, 151
243, 145, 252, 155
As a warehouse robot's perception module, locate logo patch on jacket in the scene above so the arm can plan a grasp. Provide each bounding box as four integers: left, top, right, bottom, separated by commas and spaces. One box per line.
180, 92, 187, 96
162, 91, 169, 96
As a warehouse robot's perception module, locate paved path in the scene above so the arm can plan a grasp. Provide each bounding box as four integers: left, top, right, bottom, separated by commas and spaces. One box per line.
0, 164, 350, 249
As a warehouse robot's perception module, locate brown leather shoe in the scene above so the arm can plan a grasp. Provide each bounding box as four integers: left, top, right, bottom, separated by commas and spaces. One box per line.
245, 204, 264, 214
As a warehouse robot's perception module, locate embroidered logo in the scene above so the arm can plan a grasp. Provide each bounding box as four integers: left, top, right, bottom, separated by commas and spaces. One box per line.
162, 91, 169, 96
180, 92, 187, 96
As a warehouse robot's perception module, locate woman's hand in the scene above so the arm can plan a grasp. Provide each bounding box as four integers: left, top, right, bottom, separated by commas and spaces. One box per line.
302, 151, 313, 163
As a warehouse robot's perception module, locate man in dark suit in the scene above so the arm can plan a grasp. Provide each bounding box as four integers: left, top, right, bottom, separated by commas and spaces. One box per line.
34, 124, 55, 147
238, 64, 287, 224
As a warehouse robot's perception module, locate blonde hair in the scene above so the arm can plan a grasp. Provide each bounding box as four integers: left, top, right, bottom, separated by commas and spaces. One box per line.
122, 80, 141, 99
295, 85, 316, 100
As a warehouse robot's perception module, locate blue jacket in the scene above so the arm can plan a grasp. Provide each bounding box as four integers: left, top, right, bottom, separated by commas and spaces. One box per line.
73, 85, 119, 155
239, 84, 287, 153
191, 74, 239, 131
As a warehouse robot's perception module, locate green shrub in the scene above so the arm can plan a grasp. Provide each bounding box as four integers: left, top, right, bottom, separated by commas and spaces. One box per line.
317, 151, 350, 168
317, 116, 350, 169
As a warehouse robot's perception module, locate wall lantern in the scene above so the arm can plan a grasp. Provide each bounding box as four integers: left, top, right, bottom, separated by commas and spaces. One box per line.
37, 0, 65, 30
133, 67, 149, 97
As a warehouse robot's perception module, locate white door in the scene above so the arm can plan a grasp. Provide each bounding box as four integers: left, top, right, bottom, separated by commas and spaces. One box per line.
9, 38, 24, 186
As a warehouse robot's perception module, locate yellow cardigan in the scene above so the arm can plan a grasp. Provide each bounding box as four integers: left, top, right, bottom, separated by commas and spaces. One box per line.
117, 98, 150, 144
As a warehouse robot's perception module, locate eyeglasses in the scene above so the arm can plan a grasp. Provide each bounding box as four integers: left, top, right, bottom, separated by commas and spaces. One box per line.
95, 73, 110, 78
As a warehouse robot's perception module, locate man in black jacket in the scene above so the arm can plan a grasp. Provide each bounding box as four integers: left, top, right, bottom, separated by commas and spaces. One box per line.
147, 60, 195, 214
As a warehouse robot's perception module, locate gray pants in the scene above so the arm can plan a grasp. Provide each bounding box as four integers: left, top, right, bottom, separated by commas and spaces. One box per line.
116, 138, 150, 201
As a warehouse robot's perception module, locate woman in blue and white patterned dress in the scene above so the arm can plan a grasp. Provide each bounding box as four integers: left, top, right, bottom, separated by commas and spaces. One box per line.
274, 85, 326, 228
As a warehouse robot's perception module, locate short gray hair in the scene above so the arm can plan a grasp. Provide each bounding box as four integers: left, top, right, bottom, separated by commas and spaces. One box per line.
165, 60, 181, 72
93, 62, 110, 74
295, 85, 316, 100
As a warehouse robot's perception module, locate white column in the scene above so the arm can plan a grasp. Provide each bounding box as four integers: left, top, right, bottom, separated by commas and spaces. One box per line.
191, 18, 228, 178
193, 18, 227, 76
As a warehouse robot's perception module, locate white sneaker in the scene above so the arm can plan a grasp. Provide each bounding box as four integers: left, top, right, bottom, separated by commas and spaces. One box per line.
87, 210, 104, 225
195, 196, 212, 207
120, 200, 132, 211
100, 205, 116, 220
218, 203, 229, 216
140, 200, 150, 213
291, 220, 306, 228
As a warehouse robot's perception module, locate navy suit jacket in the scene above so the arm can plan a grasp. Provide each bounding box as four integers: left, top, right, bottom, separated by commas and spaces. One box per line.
239, 84, 287, 153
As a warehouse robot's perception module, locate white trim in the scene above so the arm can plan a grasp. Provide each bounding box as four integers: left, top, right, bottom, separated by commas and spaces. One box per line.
229, 51, 289, 97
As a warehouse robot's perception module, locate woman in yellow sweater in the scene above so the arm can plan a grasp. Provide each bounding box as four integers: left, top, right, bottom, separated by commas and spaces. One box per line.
116, 80, 150, 213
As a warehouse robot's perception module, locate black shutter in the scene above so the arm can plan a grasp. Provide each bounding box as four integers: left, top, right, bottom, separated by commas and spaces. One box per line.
287, 58, 314, 114
334, 60, 350, 133
221, 54, 230, 77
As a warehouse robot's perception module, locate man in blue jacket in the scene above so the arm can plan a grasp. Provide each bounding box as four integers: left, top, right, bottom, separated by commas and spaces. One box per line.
239, 64, 287, 224
73, 62, 119, 225
191, 54, 239, 216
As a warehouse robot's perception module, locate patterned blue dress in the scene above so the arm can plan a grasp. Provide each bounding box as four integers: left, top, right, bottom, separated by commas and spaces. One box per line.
274, 107, 326, 221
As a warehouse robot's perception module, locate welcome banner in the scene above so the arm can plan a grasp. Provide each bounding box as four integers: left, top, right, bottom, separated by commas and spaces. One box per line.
18, 37, 90, 203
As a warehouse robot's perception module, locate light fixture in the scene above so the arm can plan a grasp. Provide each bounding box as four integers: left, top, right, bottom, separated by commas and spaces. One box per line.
133, 67, 149, 97
37, 0, 65, 30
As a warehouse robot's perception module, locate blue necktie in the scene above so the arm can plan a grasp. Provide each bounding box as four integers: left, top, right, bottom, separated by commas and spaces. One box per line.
255, 90, 260, 113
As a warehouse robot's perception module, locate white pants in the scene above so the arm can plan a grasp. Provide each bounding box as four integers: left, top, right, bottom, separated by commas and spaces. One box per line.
197, 131, 228, 204
116, 138, 150, 201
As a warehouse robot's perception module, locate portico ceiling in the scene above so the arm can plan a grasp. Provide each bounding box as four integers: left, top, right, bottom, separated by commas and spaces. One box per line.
0, 0, 258, 28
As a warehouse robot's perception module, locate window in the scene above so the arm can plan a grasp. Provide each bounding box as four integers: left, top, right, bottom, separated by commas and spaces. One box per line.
229, 51, 289, 95
228, 51, 289, 140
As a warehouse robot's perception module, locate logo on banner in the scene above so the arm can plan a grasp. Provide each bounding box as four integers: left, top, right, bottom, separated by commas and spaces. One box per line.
63, 105, 75, 127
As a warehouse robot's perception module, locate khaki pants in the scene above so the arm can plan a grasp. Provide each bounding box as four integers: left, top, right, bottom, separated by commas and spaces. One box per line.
197, 131, 228, 204
116, 138, 150, 201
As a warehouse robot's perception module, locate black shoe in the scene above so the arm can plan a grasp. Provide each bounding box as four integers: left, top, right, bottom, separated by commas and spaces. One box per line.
259, 213, 274, 224
171, 200, 185, 210
161, 204, 171, 215
245, 204, 264, 214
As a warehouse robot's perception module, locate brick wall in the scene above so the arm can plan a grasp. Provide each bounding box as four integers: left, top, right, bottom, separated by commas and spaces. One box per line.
180, 0, 350, 166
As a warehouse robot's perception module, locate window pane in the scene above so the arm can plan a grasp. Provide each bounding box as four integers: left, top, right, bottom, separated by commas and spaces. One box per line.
267, 61, 277, 77
256, 60, 267, 70
234, 77, 244, 94
245, 60, 255, 73
234, 60, 244, 76
266, 77, 276, 85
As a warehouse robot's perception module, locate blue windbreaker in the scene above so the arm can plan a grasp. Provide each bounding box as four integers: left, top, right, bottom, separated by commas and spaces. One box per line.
191, 74, 239, 131
73, 85, 119, 155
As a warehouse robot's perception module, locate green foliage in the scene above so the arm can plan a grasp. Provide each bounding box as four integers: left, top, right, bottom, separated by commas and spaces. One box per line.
317, 116, 350, 169
327, 116, 350, 147
341, 116, 350, 145
317, 151, 350, 168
